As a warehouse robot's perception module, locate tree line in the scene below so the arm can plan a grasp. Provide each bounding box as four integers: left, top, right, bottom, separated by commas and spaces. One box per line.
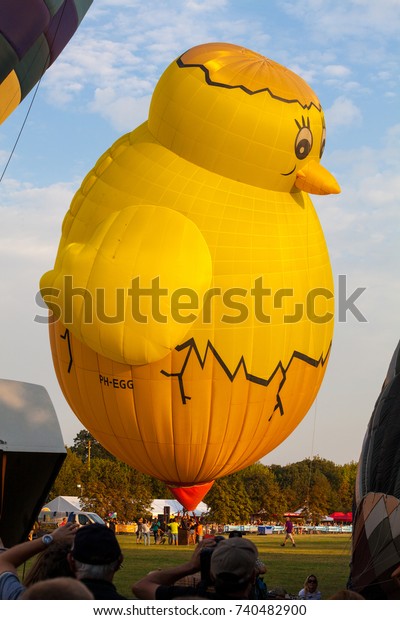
49, 430, 357, 524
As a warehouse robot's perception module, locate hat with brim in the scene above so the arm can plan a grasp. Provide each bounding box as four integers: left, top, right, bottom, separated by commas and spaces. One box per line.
210, 537, 257, 589
72, 524, 121, 565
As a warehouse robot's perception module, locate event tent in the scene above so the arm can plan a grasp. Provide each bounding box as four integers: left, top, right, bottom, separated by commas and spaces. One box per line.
42, 495, 83, 513
42, 497, 209, 520
151, 499, 208, 518
329, 511, 353, 522
284, 507, 333, 521
283, 507, 306, 518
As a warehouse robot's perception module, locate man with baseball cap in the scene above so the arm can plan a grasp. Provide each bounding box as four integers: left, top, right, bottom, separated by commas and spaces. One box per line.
68, 523, 125, 599
132, 536, 259, 599
209, 537, 258, 597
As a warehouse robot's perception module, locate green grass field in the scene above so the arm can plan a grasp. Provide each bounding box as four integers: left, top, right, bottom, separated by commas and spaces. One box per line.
112, 533, 353, 599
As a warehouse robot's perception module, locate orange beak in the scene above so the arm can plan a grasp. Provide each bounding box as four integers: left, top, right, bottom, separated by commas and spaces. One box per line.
295, 159, 341, 195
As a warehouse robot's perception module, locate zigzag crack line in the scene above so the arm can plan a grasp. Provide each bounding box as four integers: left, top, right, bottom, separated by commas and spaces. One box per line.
176, 57, 321, 111
60, 328, 73, 373
161, 338, 332, 411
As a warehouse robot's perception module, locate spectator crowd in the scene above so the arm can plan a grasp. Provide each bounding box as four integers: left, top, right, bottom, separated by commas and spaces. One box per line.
1, 514, 399, 600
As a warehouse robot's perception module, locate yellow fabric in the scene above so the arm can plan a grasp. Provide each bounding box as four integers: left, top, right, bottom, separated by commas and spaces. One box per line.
0, 71, 21, 124
42, 42, 339, 488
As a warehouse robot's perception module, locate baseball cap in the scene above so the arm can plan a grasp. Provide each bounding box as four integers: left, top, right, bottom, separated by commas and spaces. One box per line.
210, 537, 258, 588
72, 524, 122, 565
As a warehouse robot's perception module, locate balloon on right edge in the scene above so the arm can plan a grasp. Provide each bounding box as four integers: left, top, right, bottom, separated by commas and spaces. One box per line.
351, 340, 400, 599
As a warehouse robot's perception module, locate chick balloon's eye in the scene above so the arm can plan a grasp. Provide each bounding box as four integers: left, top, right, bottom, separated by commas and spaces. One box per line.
320, 126, 326, 159
295, 123, 313, 160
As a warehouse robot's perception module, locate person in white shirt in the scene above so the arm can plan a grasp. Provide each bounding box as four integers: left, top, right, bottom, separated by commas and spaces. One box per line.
298, 574, 322, 600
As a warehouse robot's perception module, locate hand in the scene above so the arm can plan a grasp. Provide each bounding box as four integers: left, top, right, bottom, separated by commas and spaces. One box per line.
391, 564, 400, 587
52, 521, 79, 543
132, 536, 218, 599
188, 537, 216, 571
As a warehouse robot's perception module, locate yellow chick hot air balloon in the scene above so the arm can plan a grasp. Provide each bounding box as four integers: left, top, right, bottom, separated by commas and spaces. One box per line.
41, 42, 340, 510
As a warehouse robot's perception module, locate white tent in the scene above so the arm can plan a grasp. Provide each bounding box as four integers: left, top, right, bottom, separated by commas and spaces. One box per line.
284, 506, 334, 522
283, 506, 306, 518
150, 499, 208, 518
43, 495, 83, 513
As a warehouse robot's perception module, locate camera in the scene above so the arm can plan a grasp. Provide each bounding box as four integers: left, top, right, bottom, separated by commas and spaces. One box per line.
199, 535, 225, 584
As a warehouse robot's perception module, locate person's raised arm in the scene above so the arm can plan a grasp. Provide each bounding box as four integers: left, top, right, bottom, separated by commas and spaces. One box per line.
0, 522, 79, 575
132, 538, 215, 599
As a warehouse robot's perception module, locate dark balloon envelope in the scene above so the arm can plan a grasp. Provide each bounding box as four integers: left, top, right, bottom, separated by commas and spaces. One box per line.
351, 492, 400, 599
351, 341, 400, 599
355, 340, 400, 502
0, 0, 92, 124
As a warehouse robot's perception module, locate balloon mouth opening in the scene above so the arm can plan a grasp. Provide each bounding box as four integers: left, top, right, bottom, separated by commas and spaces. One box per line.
168, 481, 214, 511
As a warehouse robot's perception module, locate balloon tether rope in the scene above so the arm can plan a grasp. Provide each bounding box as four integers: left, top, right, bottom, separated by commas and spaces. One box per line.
305, 399, 318, 512
0, 79, 41, 183
0, 0, 68, 183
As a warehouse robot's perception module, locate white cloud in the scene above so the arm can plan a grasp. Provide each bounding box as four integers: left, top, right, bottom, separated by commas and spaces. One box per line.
0, 181, 74, 261
38, 2, 274, 130
43, 37, 149, 106
340, 81, 363, 92
315, 123, 400, 277
282, 0, 400, 39
90, 90, 151, 132
184, 0, 228, 11
287, 63, 317, 86
324, 65, 351, 78
325, 95, 362, 128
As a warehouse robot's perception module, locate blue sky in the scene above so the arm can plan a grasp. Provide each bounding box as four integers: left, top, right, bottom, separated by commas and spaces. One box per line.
0, 0, 399, 467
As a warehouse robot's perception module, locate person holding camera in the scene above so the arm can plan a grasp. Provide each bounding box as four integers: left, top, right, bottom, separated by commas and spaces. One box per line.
131, 536, 260, 600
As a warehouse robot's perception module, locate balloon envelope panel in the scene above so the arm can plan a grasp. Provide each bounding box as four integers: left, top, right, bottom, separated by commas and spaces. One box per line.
49, 320, 330, 486
351, 492, 400, 599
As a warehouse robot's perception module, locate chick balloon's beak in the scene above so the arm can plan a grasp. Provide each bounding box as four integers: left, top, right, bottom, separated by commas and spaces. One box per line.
295, 159, 341, 195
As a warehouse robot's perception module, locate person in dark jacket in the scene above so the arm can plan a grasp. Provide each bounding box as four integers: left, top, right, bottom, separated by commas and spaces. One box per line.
68, 523, 126, 600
